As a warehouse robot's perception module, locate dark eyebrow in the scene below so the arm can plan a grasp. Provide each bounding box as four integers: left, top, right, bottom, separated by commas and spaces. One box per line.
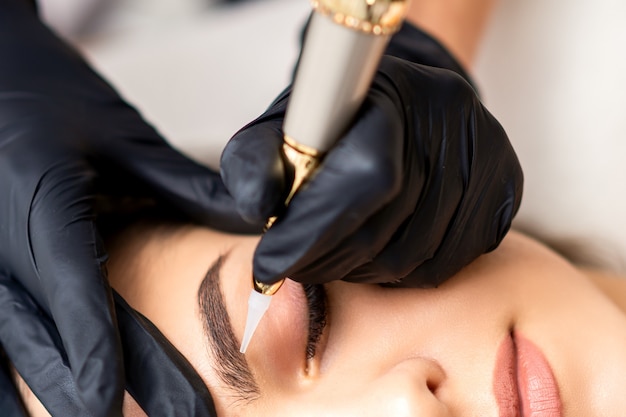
197, 253, 260, 404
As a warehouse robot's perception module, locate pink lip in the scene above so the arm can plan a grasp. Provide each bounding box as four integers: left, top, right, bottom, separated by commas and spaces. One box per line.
493, 332, 562, 417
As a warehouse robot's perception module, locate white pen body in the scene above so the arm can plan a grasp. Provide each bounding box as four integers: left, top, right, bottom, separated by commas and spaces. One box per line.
283, 11, 391, 153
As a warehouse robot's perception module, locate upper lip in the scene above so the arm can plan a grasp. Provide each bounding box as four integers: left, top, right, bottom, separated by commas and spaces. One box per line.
493, 331, 563, 417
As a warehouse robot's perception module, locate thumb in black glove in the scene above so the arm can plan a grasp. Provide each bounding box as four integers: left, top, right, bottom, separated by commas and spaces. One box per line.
221, 22, 523, 289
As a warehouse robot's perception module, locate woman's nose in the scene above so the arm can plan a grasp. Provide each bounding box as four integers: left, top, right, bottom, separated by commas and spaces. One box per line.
373, 357, 450, 417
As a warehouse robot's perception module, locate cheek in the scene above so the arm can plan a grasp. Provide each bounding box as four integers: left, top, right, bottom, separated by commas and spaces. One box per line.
272, 374, 423, 417
321, 283, 418, 363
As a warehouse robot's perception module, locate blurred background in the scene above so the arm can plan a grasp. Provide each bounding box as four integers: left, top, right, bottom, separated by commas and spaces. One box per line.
40, 0, 626, 271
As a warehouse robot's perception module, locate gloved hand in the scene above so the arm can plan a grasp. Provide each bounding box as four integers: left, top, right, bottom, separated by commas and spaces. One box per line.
221, 22, 524, 288
0, 269, 219, 417
0, 0, 255, 415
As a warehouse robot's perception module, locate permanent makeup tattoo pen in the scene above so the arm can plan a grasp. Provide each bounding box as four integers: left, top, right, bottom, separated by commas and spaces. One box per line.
240, 0, 411, 354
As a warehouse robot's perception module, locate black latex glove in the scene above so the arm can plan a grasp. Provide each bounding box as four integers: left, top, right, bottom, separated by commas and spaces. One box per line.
0, 269, 218, 416
0, 0, 254, 415
221, 22, 524, 287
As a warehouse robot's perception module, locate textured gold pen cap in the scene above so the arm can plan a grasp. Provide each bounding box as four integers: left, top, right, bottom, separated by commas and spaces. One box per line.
312, 0, 409, 35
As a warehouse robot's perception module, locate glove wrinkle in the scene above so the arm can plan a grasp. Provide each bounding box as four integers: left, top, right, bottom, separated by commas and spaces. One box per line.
221, 120, 289, 225
0, 272, 94, 416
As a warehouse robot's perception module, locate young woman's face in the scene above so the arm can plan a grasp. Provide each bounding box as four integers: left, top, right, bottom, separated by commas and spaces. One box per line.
100, 225, 626, 417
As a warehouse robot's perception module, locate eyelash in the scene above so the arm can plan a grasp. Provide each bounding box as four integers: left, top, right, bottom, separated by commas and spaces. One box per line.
303, 284, 327, 360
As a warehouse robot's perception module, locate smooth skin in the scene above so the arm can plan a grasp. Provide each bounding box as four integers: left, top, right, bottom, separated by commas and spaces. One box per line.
14, 224, 626, 416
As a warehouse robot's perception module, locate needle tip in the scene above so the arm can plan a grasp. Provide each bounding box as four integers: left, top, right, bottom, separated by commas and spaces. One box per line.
240, 290, 273, 354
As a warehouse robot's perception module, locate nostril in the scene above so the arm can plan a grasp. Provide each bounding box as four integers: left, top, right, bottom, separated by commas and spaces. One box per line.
375, 357, 450, 416
426, 360, 445, 396
394, 355, 447, 395
427, 378, 439, 394
425, 358, 446, 395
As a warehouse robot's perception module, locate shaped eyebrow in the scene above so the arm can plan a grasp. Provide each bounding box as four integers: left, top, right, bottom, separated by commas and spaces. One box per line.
197, 253, 260, 404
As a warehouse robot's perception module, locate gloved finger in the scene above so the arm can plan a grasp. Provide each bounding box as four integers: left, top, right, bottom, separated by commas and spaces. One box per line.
220, 91, 291, 225
77, 101, 261, 233
95, 105, 262, 234
277, 155, 428, 285
114, 293, 217, 417
347, 71, 522, 287
0, 271, 90, 416
340, 176, 465, 286
253, 87, 405, 285
379, 182, 519, 289
374, 106, 522, 288
261, 113, 429, 286
27, 160, 123, 417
